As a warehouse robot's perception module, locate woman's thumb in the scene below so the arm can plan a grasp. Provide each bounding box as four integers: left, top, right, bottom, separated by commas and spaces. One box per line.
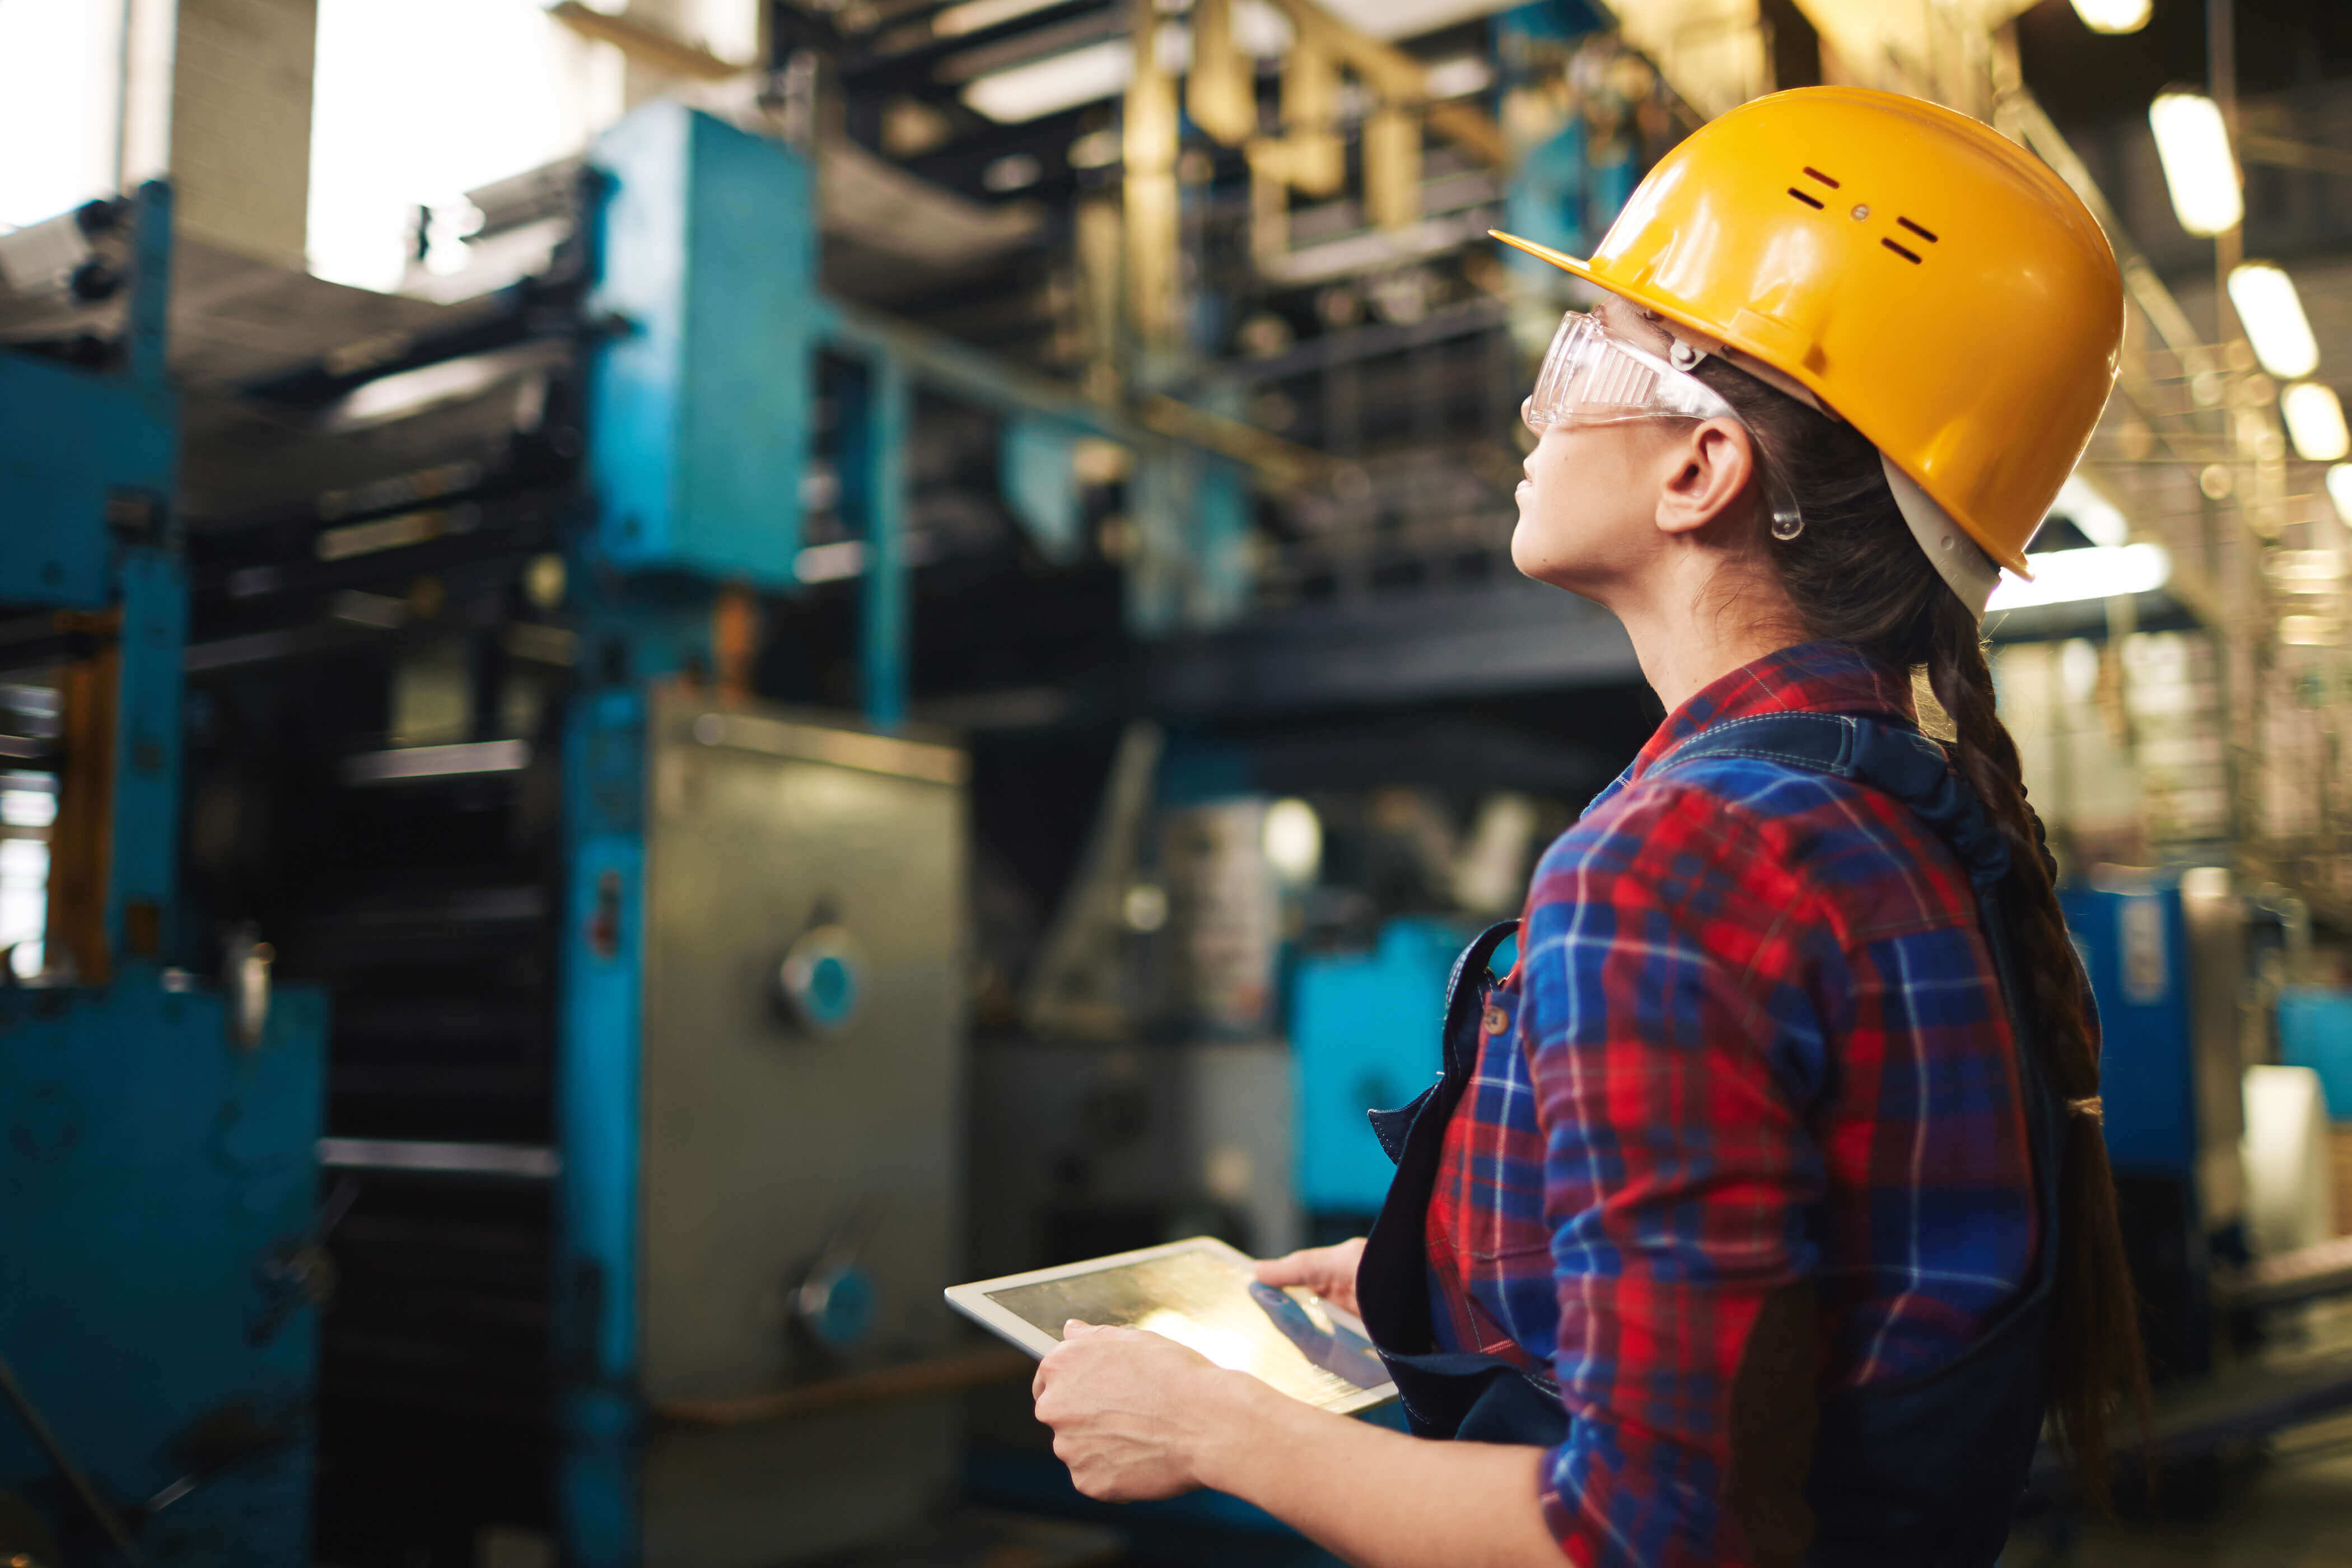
1252, 1249, 1317, 1285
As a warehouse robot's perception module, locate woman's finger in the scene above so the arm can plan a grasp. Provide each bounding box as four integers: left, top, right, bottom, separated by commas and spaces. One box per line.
1251, 1247, 1328, 1286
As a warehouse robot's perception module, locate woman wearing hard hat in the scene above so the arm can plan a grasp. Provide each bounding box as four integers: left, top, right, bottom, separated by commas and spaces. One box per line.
1030, 86, 2145, 1566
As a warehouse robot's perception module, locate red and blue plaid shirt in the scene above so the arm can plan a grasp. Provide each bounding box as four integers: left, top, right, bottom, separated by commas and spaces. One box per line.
1427, 640, 2040, 1566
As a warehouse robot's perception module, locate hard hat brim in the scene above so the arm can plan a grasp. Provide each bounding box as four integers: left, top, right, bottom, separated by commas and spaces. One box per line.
1490, 228, 2035, 578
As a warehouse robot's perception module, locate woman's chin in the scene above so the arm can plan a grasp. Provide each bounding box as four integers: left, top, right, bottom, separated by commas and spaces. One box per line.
1510, 535, 1596, 596
1508, 516, 1556, 584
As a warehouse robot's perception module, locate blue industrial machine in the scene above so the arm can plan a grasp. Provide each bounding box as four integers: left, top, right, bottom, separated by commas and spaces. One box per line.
1290, 919, 1483, 1225
0, 185, 329, 1565
2060, 870, 2246, 1383
126, 95, 1281, 1566
2279, 987, 2352, 1121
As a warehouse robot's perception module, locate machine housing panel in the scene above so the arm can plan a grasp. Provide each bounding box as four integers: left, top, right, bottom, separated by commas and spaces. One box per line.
636, 691, 965, 1564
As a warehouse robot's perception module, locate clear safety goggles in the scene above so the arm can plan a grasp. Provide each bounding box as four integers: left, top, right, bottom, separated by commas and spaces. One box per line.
1525, 311, 1804, 538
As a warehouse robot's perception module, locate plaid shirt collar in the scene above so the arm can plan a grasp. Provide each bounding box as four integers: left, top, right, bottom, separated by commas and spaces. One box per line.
1593, 640, 1917, 813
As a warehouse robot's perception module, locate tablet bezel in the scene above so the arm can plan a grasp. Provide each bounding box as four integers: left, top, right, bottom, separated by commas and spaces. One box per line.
945, 1235, 1397, 1416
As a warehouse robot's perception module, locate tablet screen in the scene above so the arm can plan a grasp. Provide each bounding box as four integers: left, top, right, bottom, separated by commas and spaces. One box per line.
981, 1245, 1389, 1407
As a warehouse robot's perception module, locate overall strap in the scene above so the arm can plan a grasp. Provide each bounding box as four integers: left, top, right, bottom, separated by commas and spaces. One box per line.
1651, 712, 2010, 888
1369, 918, 1519, 1168
1440, 921, 1522, 1079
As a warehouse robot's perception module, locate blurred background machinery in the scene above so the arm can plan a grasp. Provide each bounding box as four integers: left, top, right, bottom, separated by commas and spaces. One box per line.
8, 1, 2352, 1565
0, 184, 331, 1568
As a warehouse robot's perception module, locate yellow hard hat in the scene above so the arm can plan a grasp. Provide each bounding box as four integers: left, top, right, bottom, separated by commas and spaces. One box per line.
1494, 86, 2122, 578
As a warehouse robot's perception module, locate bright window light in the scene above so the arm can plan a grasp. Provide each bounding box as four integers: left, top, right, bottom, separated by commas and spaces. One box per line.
0, 828, 48, 980
2283, 382, 2351, 463
2326, 463, 2352, 526
962, 39, 1134, 123
2049, 473, 2127, 548
309, 0, 624, 292
2149, 92, 2242, 237
1987, 544, 2171, 612
0, 2, 121, 230
2070, 0, 2152, 34
2227, 263, 2320, 380
1324, 0, 1520, 39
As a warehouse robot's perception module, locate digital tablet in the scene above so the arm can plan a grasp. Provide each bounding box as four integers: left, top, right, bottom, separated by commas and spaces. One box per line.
945, 1236, 1397, 1415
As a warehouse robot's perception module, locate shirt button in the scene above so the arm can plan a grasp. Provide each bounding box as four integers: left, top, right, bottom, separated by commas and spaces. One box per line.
1483, 1005, 1509, 1034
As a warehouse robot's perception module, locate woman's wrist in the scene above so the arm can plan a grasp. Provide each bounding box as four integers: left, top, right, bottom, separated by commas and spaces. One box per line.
1184, 1364, 1305, 1498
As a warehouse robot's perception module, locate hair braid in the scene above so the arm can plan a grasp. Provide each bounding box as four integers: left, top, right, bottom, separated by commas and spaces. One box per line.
1922, 592, 2149, 1500
1689, 354, 2153, 1503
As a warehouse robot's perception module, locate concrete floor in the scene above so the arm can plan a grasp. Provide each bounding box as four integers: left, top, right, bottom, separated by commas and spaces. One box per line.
2004, 1411, 2352, 1567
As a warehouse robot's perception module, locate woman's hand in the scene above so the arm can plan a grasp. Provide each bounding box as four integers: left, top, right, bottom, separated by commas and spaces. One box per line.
1252, 1237, 1367, 1317
1032, 1320, 1256, 1501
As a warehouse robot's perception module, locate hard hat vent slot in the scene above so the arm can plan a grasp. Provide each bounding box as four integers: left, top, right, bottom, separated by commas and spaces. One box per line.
1882, 238, 1923, 264
1802, 167, 1841, 188
1787, 187, 1826, 211
1896, 216, 1940, 244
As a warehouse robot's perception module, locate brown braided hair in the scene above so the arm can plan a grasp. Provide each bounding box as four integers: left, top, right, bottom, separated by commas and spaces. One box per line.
1689, 354, 2152, 1503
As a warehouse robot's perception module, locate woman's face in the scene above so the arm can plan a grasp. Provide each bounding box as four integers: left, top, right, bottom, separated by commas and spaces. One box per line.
1509, 295, 1707, 599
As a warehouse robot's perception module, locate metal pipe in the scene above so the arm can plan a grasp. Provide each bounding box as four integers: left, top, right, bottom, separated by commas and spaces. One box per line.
821, 301, 1329, 490
859, 354, 910, 731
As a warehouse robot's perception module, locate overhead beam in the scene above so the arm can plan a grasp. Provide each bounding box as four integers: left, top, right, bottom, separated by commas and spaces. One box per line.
1261, 0, 1506, 166
548, 1, 750, 78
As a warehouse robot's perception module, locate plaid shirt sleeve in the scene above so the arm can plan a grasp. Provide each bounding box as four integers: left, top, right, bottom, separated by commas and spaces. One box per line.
1522, 774, 1840, 1567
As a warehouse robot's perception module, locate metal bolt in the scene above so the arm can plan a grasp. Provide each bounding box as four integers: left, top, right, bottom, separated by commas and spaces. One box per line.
1851, 204, 1871, 221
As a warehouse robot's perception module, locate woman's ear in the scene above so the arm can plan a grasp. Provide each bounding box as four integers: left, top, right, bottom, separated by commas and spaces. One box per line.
1652, 419, 1758, 538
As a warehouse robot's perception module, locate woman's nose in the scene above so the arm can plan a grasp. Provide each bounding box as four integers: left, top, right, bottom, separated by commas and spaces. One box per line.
1520, 396, 1539, 435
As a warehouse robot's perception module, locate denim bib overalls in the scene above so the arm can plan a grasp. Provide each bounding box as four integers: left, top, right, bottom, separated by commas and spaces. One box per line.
1352, 713, 2064, 1568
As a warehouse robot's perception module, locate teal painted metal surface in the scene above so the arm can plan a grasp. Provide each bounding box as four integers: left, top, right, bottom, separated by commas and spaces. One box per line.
853, 354, 909, 729
556, 688, 654, 1568
2279, 988, 2352, 1122
587, 102, 814, 589
1126, 451, 1187, 637
0, 981, 328, 1566
1000, 414, 1087, 565
1291, 920, 1483, 1215
1128, 450, 1257, 636
1, 183, 325, 1560
1191, 456, 1252, 628
110, 549, 188, 962
0, 186, 176, 609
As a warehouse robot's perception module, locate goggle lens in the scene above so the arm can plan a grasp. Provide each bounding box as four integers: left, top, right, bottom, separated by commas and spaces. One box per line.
1527, 312, 1733, 430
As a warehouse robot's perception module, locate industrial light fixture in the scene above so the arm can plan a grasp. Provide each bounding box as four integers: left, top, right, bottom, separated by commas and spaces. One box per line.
2283, 382, 2352, 463
963, 39, 1133, 123
1263, 797, 1323, 885
1422, 55, 1493, 99
2069, 0, 2152, 34
2149, 92, 2243, 237
934, 0, 1067, 38
2227, 263, 2320, 380
2327, 463, 2352, 526
1986, 544, 2171, 612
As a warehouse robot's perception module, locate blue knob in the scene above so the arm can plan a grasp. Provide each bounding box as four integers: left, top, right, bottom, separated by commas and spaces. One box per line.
795, 1263, 876, 1351
776, 926, 861, 1033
